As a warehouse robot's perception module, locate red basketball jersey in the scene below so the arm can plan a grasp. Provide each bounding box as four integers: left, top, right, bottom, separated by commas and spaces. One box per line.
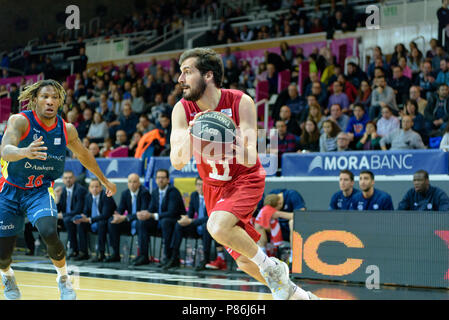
181, 89, 266, 187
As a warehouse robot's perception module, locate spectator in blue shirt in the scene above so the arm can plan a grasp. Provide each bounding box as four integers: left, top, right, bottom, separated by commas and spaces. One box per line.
351, 170, 394, 211
346, 104, 369, 147
435, 58, 449, 87
397, 170, 449, 211
329, 170, 361, 210
268, 188, 306, 242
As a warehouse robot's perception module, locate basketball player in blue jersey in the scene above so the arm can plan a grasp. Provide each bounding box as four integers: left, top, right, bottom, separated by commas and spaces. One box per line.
0, 79, 116, 300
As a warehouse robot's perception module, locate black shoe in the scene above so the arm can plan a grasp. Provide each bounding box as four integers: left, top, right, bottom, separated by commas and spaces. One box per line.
162, 257, 180, 270
105, 255, 121, 263
74, 252, 89, 261
90, 253, 106, 263
67, 251, 79, 259
194, 260, 207, 271
133, 255, 150, 266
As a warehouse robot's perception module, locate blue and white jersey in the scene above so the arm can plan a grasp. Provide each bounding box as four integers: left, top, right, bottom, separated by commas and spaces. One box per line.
1, 110, 67, 189
350, 188, 394, 211
329, 188, 361, 210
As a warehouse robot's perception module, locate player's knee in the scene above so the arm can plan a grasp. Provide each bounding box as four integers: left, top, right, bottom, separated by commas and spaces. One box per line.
35, 217, 59, 245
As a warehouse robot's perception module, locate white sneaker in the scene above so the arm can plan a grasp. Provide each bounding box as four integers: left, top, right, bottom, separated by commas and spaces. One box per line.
261, 257, 294, 300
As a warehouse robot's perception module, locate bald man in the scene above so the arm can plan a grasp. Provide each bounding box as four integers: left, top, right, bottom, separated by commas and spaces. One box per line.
109, 173, 152, 264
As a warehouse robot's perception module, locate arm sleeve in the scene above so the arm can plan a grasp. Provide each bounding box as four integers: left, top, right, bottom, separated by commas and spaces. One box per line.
397, 190, 411, 210
437, 189, 449, 211
159, 188, 186, 220
329, 193, 337, 210
383, 194, 395, 210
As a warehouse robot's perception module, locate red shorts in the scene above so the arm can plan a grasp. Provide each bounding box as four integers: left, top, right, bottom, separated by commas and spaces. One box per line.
203, 173, 265, 260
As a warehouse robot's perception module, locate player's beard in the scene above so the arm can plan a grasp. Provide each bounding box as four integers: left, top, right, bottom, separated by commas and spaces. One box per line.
183, 77, 207, 101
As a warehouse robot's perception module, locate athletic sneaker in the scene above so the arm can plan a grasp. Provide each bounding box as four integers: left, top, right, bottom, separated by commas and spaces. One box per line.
2, 275, 21, 300
205, 256, 227, 270
261, 257, 294, 300
58, 275, 76, 300
307, 291, 320, 300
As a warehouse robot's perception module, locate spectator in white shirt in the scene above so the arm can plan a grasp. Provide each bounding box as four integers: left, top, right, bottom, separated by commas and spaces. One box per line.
376, 106, 400, 137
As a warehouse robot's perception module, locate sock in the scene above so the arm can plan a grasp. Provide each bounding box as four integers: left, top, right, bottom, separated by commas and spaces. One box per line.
250, 247, 276, 271
1, 267, 14, 277
289, 283, 310, 300
54, 264, 68, 281
261, 246, 267, 254
217, 251, 224, 259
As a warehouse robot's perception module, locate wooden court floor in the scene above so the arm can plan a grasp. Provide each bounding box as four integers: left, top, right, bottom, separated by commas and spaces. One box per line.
2, 271, 273, 300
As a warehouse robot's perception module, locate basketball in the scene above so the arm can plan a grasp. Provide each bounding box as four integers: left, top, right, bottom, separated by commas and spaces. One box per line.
190, 111, 236, 160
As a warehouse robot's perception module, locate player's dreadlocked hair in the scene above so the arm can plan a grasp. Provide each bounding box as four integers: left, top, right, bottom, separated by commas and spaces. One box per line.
17, 79, 66, 111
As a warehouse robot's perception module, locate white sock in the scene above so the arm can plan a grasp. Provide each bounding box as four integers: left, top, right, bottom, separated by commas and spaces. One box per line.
217, 251, 224, 259
289, 283, 310, 300
250, 247, 276, 271
54, 264, 68, 281
261, 246, 267, 254
1, 267, 14, 277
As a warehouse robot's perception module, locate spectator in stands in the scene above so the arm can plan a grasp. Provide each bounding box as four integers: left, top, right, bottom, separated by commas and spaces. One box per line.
398, 170, 449, 211
352, 80, 372, 111
87, 112, 109, 143
320, 119, 341, 152
43, 56, 57, 79
327, 81, 350, 113
327, 65, 344, 88
377, 106, 400, 137
440, 122, 449, 150
255, 194, 293, 254
304, 72, 326, 97
346, 104, 369, 146
114, 129, 128, 149
240, 25, 254, 42
130, 86, 145, 115
415, 60, 437, 100
144, 74, 161, 104
424, 83, 449, 135
73, 179, 117, 262
136, 114, 155, 134
408, 47, 424, 77
57, 171, 87, 260
145, 169, 185, 268
356, 121, 381, 150
409, 85, 428, 115
285, 83, 306, 117
329, 170, 361, 210
336, 132, 352, 151
9, 83, 20, 114
437, 0, 449, 49
149, 92, 171, 127
346, 62, 368, 89
432, 45, 449, 71
273, 120, 298, 166
88, 142, 101, 158
239, 61, 255, 89
328, 103, 349, 131
268, 188, 306, 246
100, 138, 114, 158
436, 58, 449, 86
351, 171, 394, 210
380, 115, 426, 150
116, 101, 139, 140
77, 107, 93, 140
279, 105, 301, 136
280, 42, 294, 70
426, 38, 439, 59
128, 131, 142, 157
109, 173, 152, 264
370, 76, 398, 119
307, 102, 325, 133
402, 99, 427, 141
390, 43, 408, 67
336, 74, 358, 104
389, 65, 412, 106
74, 47, 88, 74
223, 59, 240, 88
165, 177, 212, 270
297, 119, 320, 153
266, 63, 278, 95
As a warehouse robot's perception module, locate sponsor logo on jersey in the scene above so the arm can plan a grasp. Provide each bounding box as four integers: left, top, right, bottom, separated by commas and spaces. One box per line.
54, 138, 61, 145
221, 108, 232, 117
33, 128, 40, 133
33, 133, 39, 140
47, 154, 64, 161
0, 221, 14, 230
25, 162, 54, 171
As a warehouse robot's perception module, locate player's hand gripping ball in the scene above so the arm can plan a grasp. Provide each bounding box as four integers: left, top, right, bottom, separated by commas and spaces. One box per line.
190, 111, 236, 161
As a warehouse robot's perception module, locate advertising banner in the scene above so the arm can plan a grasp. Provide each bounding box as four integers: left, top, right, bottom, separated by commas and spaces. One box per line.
282, 150, 449, 176
292, 211, 449, 288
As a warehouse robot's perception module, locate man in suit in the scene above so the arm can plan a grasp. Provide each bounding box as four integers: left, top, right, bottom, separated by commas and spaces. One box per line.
140, 169, 185, 267
57, 170, 87, 260
73, 179, 117, 262
164, 177, 212, 270
109, 173, 152, 264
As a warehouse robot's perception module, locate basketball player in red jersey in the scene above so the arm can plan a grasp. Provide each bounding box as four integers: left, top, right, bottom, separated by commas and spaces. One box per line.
170, 48, 318, 300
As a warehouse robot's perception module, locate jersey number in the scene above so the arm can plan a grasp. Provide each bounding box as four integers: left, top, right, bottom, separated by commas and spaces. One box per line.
25, 175, 44, 188
207, 160, 232, 181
